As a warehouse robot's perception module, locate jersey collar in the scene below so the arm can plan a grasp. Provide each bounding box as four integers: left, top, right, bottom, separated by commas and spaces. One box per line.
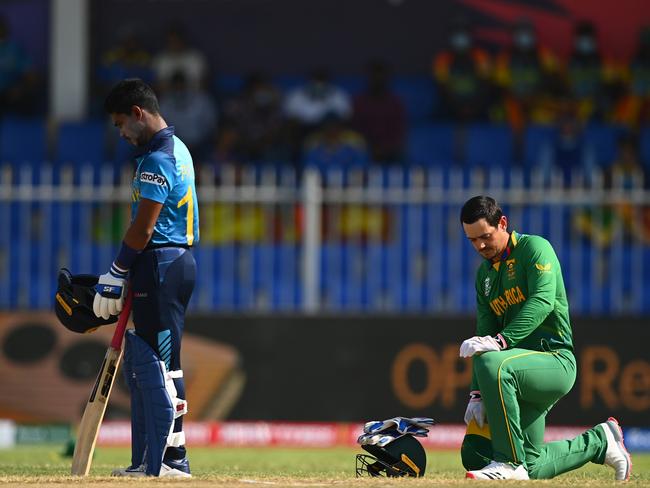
492, 230, 519, 270
145, 126, 175, 153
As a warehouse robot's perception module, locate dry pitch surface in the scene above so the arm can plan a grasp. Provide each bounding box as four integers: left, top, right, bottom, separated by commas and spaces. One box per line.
0, 446, 648, 487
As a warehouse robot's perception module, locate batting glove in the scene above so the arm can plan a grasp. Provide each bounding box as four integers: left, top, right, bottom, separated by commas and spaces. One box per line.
93, 263, 127, 320
459, 334, 507, 358
464, 391, 486, 428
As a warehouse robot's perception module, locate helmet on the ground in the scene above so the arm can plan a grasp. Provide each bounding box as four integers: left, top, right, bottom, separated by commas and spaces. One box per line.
356, 434, 426, 477
54, 268, 118, 333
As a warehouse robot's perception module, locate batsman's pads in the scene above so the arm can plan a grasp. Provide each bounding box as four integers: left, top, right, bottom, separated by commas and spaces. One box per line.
55, 268, 118, 333
126, 331, 187, 477
461, 419, 493, 471
122, 331, 146, 470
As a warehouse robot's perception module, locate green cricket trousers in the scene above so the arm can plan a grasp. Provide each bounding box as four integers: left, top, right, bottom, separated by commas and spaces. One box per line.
473, 347, 608, 479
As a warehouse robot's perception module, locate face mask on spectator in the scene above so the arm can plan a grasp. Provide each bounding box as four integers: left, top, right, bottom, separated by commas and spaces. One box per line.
575, 36, 596, 55
450, 32, 470, 51
514, 31, 535, 50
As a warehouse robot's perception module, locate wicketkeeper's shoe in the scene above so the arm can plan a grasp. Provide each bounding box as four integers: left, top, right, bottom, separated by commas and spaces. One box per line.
160, 457, 192, 478
111, 464, 146, 477
598, 417, 632, 481
466, 461, 529, 480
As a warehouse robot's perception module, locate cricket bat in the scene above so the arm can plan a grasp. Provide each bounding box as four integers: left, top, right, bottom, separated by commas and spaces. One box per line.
71, 290, 133, 475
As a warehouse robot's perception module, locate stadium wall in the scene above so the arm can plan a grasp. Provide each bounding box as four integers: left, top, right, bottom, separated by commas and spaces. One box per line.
0, 313, 647, 427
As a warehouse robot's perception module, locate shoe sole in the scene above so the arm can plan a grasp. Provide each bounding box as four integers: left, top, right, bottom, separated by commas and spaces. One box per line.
606, 417, 632, 481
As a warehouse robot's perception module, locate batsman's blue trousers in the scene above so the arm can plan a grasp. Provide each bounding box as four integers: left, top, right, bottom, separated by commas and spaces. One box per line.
130, 246, 196, 369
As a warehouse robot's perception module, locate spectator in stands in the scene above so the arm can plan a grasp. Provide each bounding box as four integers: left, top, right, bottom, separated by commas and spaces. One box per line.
98, 26, 153, 88
284, 69, 352, 125
216, 72, 289, 163
284, 69, 352, 160
302, 112, 368, 171
493, 19, 563, 132
575, 134, 650, 246
352, 61, 406, 163
537, 99, 596, 186
613, 25, 650, 128
159, 70, 217, 161
566, 21, 624, 122
432, 19, 492, 122
152, 24, 208, 92
0, 15, 40, 115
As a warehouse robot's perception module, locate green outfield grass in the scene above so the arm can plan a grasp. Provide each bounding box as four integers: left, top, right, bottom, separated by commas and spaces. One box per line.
0, 445, 648, 486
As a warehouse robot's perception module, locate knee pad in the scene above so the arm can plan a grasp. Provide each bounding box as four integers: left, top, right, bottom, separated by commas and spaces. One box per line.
126, 331, 188, 476
123, 331, 146, 468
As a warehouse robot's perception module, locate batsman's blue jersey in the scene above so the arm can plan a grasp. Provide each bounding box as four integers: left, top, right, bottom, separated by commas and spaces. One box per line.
131, 126, 199, 247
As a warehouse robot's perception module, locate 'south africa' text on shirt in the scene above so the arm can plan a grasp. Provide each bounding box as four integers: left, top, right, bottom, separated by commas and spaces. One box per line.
489, 286, 527, 316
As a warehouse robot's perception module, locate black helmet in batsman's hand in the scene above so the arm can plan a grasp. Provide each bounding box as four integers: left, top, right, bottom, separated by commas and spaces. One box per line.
54, 268, 118, 333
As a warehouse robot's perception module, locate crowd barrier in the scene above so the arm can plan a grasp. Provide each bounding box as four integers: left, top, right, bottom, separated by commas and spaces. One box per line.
0, 162, 649, 314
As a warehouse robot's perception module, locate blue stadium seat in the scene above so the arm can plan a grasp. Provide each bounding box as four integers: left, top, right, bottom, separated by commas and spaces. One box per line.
332, 74, 364, 96
640, 125, 650, 168
0, 117, 47, 167
465, 124, 513, 168
583, 123, 623, 168
273, 74, 307, 93
391, 75, 437, 123
55, 120, 107, 167
406, 123, 456, 166
214, 73, 245, 98
523, 124, 556, 168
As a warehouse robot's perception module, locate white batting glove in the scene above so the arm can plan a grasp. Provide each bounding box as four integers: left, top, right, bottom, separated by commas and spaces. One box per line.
464, 390, 486, 428
459, 334, 507, 358
93, 264, 127, 320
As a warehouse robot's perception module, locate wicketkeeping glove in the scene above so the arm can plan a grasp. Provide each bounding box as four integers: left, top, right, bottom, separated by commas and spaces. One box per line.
93, 263, 127, 320
459, 334, 507, 358
464, 390, 486, 428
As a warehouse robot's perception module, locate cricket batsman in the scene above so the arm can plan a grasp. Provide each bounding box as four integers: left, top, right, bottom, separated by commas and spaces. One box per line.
94, 78, 199, 477
458, 196, 631, 481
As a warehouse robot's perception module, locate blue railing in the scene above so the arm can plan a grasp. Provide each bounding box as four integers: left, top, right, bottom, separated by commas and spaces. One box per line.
1, 163, 649, 315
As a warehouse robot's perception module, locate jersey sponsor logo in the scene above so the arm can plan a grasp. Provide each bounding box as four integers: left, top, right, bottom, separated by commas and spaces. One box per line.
484, 277, 491, 296
535, 262, 552, 273
140, 171, 168, 187
489, 285, 526, 316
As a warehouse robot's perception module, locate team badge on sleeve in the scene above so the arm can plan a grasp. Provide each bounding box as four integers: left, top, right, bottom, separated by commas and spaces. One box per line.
535, 262, 552, 273
140, 171, 168, 187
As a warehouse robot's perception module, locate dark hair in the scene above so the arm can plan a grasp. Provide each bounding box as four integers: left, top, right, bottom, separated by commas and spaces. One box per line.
104, 78, 160, 115
460, 196, 503, 227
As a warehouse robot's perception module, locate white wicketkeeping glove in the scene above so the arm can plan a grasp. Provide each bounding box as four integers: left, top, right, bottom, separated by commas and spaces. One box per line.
459, 334, 507, 358
93, 264, 127, 320
464, 390, 486, 428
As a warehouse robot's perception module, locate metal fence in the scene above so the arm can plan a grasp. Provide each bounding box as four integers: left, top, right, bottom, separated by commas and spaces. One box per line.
1, 163, 649, 315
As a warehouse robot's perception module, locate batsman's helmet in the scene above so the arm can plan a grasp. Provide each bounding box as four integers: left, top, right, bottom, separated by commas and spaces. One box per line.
356, 434, 426, 477
54, 268, 118, 333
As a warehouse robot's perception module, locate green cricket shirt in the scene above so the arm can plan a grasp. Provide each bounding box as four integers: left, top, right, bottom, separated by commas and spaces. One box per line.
473, 230, 574, 353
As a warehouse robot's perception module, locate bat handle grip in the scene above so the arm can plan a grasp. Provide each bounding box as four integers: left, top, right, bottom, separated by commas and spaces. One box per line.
110, 289, 133, 350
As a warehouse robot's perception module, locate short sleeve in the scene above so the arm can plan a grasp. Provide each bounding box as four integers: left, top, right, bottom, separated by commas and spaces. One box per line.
138, 152, 176, 204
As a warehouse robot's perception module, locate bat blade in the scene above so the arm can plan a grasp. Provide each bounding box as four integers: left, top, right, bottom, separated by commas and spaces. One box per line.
71, 292, 132, 476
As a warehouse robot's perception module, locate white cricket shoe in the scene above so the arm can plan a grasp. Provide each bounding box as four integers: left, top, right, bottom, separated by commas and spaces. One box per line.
159, 461, 192, 478
598, 417, 632, 481
466, 460, 529, 480
111, 464, 146, 477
